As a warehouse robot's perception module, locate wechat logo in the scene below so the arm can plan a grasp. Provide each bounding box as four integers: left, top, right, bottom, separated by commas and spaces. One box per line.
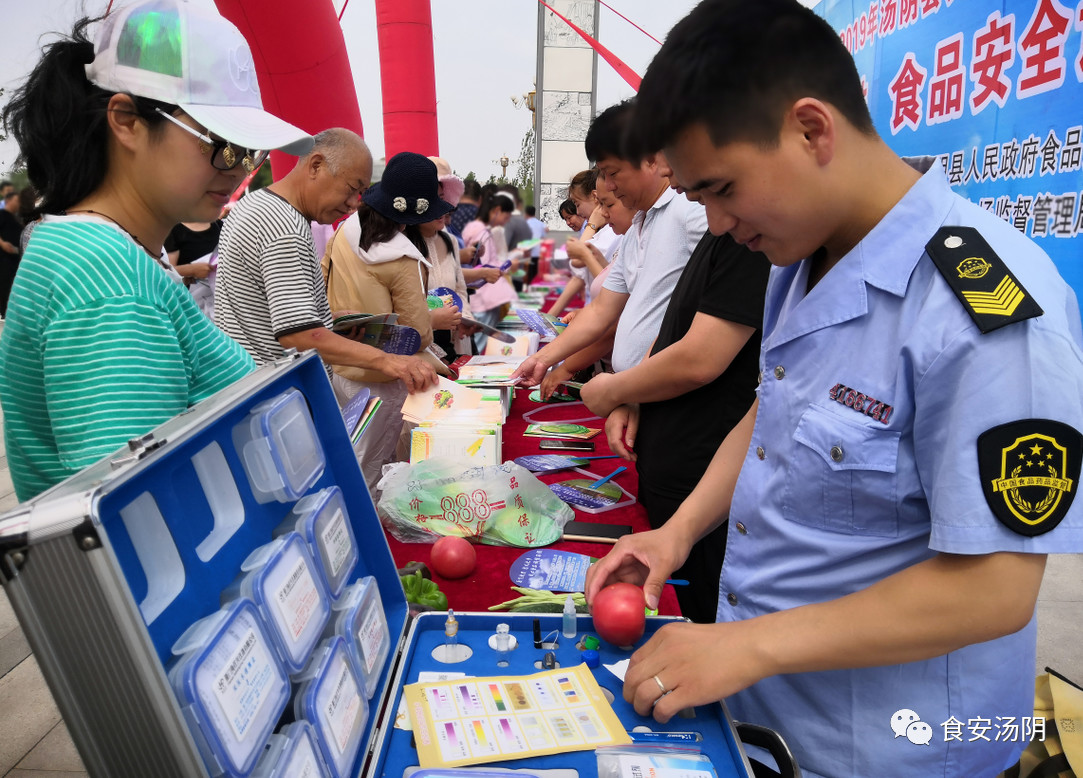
891, 709, 933, 746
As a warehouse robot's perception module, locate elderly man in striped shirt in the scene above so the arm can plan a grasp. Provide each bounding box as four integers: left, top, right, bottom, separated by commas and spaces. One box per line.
216, 129, 438, 394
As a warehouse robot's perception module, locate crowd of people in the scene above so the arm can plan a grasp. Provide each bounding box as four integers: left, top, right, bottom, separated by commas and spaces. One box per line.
1, 1, 1082, 777
0, 0, 537, 500
523, 3, 1083, 778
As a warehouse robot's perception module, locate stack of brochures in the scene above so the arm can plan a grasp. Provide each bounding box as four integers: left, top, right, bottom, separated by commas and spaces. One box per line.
331, 312, 422, 356
515, 308, 567, 339
402, 377, 504, 465
455, 355, 521, 385
340, 388, 382, 445
516, 289, 548, 307
522, 422, 601, 440
454, 355, 522, 419
483, 328, 539, 357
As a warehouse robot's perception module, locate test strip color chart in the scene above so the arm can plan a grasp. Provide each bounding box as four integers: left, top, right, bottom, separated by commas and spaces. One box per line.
435, 720, 469, 762
452, 683, 486, 717
491, 716, 530, 754
424, 686, 457, 720
405, 663, 630, 768
480, 682, 509, 714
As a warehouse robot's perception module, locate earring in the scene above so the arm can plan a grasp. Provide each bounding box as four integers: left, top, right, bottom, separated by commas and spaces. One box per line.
241, 154, 255, 173
222, 144, 237, 168
197, 139, 211, 156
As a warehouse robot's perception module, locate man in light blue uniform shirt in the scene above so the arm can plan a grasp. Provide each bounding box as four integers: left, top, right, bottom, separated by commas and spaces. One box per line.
716, 164, 1082, 778
585, 2, 1083, 777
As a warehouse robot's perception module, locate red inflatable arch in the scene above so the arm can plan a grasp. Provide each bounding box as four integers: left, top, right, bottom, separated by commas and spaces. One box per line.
374, 0, 439, 158
213, 0, 637, 178
213, 0, 439, 178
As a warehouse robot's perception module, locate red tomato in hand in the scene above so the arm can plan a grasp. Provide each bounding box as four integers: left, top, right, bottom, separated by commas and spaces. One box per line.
592, 582, 646, 646
430, 536, 476, 579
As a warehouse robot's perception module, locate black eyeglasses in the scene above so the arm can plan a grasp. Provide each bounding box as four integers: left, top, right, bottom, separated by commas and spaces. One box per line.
155, 109, 269, 173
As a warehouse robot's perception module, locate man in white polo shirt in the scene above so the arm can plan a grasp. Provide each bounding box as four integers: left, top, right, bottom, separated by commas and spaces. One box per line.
513, 100, 708, 384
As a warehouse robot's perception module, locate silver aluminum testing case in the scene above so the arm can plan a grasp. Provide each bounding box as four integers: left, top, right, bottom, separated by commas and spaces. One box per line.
0, 351, 799, 778
0, 352, 416, 777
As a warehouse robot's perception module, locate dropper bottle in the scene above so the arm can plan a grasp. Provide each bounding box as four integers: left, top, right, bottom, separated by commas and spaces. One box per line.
562, 596, 576, 639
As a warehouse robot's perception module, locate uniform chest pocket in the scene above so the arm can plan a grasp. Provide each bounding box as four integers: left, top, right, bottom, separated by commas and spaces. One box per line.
783, 404, 901, 537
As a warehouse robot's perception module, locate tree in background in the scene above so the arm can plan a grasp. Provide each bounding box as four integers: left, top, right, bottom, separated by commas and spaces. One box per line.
250, 163, 273, 192
469, 170, 500, 186
460, 125, 534, 204
512, 126, 535, 207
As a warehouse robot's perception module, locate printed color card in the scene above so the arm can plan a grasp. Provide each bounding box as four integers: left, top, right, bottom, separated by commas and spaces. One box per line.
404, 663, 630, 768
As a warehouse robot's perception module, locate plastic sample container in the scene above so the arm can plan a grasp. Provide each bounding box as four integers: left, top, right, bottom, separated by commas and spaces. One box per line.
323, 577, 390, 698
251, 720, 330, 778
168, 599, 291, 777
222, 533, 332, 675
233, 388, 325, 503
293, 637, 369, 778
276, 486, 358, 602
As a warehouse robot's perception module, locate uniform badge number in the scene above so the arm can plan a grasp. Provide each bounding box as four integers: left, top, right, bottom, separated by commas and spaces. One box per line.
978, 420, 1083, 536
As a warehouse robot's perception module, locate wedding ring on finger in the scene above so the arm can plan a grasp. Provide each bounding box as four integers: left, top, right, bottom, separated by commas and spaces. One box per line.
649, 671, 667, 697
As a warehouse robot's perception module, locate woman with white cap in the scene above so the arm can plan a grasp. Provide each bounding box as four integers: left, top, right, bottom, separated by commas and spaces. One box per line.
0, 0, 313, 501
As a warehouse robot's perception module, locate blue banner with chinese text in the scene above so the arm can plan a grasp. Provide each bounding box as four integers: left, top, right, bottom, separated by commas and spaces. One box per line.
814, 0, 1083, 291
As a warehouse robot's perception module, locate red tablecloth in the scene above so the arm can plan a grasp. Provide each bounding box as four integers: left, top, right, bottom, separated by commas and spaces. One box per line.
382, 391, 682, 616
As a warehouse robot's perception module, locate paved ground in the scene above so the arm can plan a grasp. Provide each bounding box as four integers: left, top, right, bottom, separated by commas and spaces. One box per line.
0, 320, 1080, 775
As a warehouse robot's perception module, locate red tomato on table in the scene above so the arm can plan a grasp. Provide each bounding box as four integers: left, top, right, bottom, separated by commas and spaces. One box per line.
430, 536, 477, 579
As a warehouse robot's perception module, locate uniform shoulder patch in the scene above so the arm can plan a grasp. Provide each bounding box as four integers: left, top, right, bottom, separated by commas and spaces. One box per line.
926, 226, 1043, 334
978, 419, 1082, 536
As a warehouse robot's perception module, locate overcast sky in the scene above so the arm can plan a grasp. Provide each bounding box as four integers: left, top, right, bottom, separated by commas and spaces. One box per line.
0, 0, 712, 180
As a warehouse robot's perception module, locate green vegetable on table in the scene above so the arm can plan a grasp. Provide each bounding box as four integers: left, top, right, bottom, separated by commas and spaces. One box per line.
400, 570, 448, 610
488, 587, 588, 613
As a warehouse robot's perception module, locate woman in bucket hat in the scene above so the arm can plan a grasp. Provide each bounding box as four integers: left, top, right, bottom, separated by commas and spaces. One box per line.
0, 0, 313, 501
321, 151, 454, 490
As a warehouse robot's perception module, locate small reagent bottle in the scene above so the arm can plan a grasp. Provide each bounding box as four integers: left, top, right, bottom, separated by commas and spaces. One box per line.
562, 596, 576, 640
445, 609, 459, 647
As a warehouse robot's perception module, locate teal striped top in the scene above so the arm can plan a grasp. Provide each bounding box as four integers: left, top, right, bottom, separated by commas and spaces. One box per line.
0, 216, 255, 501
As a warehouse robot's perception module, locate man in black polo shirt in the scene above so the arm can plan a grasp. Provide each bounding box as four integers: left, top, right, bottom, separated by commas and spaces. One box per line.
580, 229, 769, 622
